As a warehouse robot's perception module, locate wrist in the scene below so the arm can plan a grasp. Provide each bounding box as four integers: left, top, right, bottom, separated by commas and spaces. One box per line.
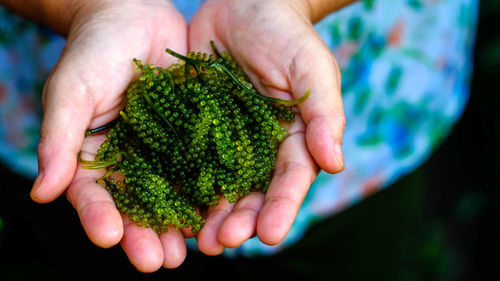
203, 0, 314, 23
291, 0, 314, 22
303, 0, 357, 23
0, 0, 88, 36
0, 0, 175, 37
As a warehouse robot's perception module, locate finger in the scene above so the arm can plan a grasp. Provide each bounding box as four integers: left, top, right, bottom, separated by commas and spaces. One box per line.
121, 215, 164, 273
196, 198, 234, 255
289, 37, 345, 174
217, 192, 264, 248
30, 62, 96, 203
257, 132, 319, 245
66, 176, 123, 248
160, 226, 187, 269
65, 134, 123, 248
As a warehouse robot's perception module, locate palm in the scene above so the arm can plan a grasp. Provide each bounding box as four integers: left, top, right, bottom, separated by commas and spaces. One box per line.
65, 2, 188, 129
75, 4, 188, 160
188, 0, 345, 255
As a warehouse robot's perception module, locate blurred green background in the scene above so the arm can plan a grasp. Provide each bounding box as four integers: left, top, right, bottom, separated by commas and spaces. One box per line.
1, 0, 499, 280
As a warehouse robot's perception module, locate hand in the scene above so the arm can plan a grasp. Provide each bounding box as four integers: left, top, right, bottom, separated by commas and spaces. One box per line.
188, 0, 345, 255
29, 0, 190, 272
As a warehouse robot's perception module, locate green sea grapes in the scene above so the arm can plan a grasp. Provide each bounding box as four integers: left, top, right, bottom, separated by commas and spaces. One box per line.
79, 41, 309, 234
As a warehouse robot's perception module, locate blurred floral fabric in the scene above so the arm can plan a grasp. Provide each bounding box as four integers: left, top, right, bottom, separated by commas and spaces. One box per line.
0, 9, 65, 177
0, 0, 478, 257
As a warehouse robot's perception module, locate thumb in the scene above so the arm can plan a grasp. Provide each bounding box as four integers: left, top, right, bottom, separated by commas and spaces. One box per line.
31, 64, 94, 203
291, 39, 345, 174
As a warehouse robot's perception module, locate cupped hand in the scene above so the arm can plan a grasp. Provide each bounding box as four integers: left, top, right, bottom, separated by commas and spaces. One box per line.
30, 0, 189, 272
188, 0, 345, 255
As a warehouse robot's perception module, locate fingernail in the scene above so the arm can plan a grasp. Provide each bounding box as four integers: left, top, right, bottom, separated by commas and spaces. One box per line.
334, 143, 345, 171
30, 171, 44, 200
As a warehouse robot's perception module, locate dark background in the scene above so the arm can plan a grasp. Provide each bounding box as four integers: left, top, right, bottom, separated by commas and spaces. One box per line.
1, 1, 499, 280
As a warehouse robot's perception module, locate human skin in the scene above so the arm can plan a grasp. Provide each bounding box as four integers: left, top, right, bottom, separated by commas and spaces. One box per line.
188, 0, 349, 255
1, 0, 354, 272
1, 0, 191, 272
305, 0, 357, 22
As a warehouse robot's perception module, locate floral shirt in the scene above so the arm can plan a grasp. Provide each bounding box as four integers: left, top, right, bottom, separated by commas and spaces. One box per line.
0, 0, 478, 257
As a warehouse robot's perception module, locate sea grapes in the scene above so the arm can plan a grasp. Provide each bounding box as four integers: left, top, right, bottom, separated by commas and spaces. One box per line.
79, 41, 309, 234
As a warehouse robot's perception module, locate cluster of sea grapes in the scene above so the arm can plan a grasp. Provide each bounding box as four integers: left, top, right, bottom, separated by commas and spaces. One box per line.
79, 42, 309, 234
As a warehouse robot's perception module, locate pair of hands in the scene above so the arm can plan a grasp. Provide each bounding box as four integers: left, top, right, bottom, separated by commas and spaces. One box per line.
29, 0, 345, 272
